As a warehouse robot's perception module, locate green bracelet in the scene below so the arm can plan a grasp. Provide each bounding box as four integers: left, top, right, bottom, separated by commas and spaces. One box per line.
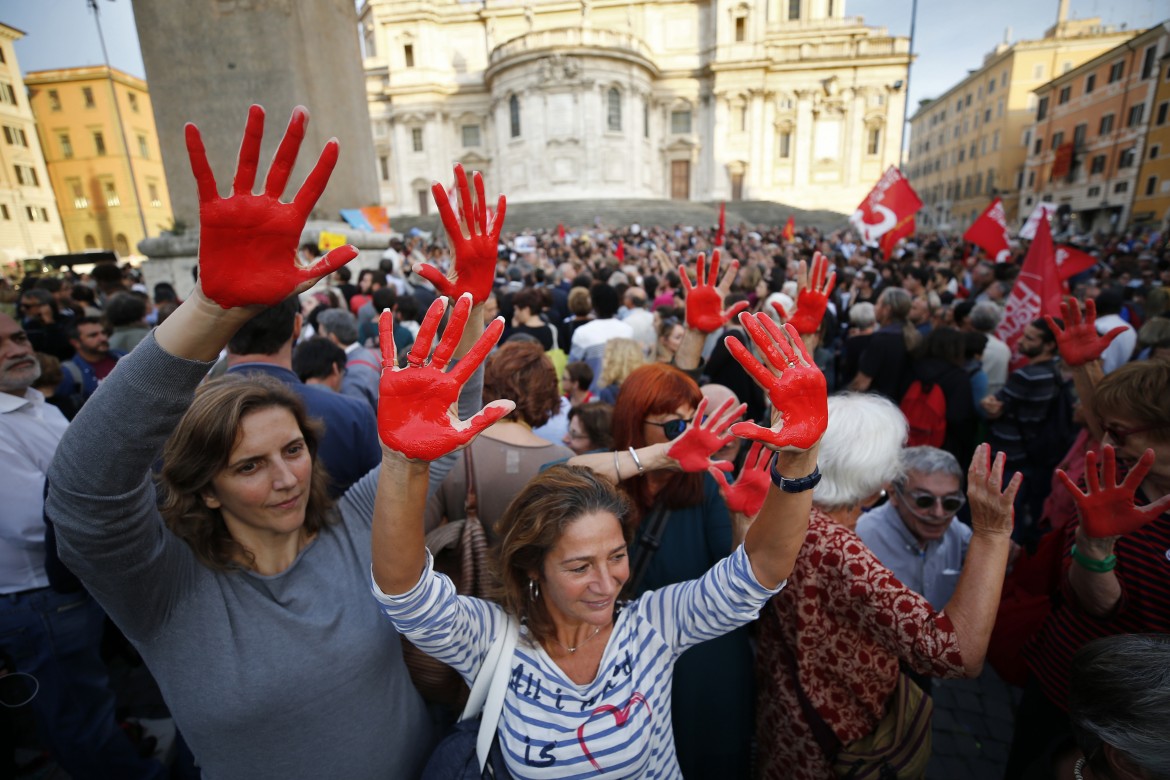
1070, 543, 1117, 573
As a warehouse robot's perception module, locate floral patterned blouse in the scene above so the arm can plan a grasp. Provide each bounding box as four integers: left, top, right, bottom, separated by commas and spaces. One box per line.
756, 509, 967, 780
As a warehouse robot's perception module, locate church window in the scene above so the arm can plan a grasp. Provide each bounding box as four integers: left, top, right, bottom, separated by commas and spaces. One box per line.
411, 127, 423, 152
735, 17, 746, 42
404, 44, 414, 68
777, 130, 791, 159
866, 127, 880, 155
787, 0, 800, 21
607, 88, 622, 132
510, 95, 521, 138
671, 109, 692, 134
462, 124, 481, 147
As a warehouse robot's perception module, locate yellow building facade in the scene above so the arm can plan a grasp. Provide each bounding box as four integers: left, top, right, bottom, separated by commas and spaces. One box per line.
907, 15, 1135, 233
25, 66, 173, 258
1132, 50, 1170, 230
0, 23, 68, 275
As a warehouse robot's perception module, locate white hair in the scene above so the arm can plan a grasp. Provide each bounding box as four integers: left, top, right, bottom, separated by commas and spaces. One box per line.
813, 392, 908, 510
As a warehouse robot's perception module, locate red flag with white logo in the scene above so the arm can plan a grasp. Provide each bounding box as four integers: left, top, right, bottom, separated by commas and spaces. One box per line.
1054, 244, 1097, 281
963, 198, 1012, 263
850, 166, 923, 247
995, 212, 1063, 350
880, 216, 915, 257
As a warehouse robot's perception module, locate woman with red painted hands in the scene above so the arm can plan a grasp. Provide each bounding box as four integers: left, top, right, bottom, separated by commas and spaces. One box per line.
370, 303, 828, 778
43, 107, 493, 779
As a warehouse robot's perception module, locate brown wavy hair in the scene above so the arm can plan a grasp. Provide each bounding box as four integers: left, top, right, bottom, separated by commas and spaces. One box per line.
483, 341, 561, 428
1093, 360, 1170, 442
611, 363, 704, 523
492, 464, 632, 646
158, 374, 336, 570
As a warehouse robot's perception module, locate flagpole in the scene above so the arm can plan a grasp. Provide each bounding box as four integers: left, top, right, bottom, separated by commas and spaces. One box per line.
899, 0, 919, 170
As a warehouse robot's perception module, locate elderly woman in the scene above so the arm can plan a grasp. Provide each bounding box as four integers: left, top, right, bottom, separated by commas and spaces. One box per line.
754, 392, 1020, 780
43, 107, 466, 778
426, 340, 573, 533
372, 299, 827, 778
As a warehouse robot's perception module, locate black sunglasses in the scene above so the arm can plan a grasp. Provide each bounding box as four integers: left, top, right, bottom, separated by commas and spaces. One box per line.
645, 416, 694, 440
899, 487, 965, 515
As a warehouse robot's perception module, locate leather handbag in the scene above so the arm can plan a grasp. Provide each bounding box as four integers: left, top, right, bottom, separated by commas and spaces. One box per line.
402, 444, 492, 709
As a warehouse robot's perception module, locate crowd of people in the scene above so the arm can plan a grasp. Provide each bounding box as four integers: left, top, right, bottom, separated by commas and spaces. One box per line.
2, 104, 1169, 780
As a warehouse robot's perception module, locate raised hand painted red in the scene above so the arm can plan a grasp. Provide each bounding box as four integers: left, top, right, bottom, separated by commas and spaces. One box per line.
413, 164, 506, 305
710, 441, 773, 516
1057, 445, 1170, 539
185, 105, 357, 309
787, 252, 836, 335
1044, 296, 1127, 367
666, 395, 746, 473
681, 250, 750, 333
377, 293, 513, 461
726, 313, 828, 450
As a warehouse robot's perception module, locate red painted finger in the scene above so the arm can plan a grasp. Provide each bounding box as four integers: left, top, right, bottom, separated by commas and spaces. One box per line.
745, 441, 768, 470
729, 420, 783, 446
451, 400, 515, 449
412, 263, 455, 298
786, 322, 815, 366
455, 165, 475, 237
265, 106, 308, 198
759, 316, 800, 364
680, 263, 694, 292
431, 294, 472, 369
726, 335, 777, 390
722, 300, 750, 324
451, 317, 505, 385
432, 180, 464, 243
378, 309, 398, 369
489, 193, 507, 240
770, 300, 788, 320
1118, 448, 1157, 495
1056, 468, 1082, 501
291, 138, 339, 218
472, 170, 487, 235
709, 457, 735, 473
709, 466, 733, 494
742, 313, 790, 369
1100, 326, 1127, 348
1102, 445, 1118, 490
184, 123, 219, 204
1083, 297, 1098, 324
822, 271, 837, 296
1142, 492, 1170, 518
408, 298, 446, 367
300, 244, 358, 283
1043, 315, 1063, 339
1084, 450, 1101, 494
233, 104, 265, 196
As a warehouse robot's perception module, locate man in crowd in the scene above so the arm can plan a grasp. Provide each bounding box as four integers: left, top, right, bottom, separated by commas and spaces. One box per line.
969, 302, 1011, 395
856, 447, 972, 609
226, 296, 379, 496
569, 282, 633, 388
0, 312, 161, 778
292, 337, 348, 393
620, 286, 656, 356
1091, 288, 1136, 374
316, 308, 381, 411
57, 316, 126, 412
19, 288, 73, 361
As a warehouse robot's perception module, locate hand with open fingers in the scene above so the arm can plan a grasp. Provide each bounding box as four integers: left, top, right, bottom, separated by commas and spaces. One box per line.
377, 293, 513, 461
666, 396, 747, 473
725, 313, 827, 450
1045, 296, 1126, 367
787, 252, 836, 335
185, 105, 357, 309
681, 249, 750, 333
1057, 446, 1170, 539
966, 443, 1023, 537
710, 441, 773, 517
413, 164, 506, 305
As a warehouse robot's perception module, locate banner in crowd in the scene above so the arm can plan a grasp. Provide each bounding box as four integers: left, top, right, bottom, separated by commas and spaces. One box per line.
963, 198, 1012, 262
880, 216, 915, 256
782, 215, 796, 242
1055, 244, 1098, 280
715, 202, 726, 246
1019, 202, 1057, 240
317, 230, 348, 252
339, 207, 390, 233
850, 166, 922, 247
995, 212, 1063, 349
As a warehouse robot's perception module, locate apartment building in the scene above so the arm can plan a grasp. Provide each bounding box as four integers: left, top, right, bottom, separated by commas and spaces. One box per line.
907, 10, 1135, 232
1020, 23, 1170, 235
25, 65, 173, 257
1131, 47, 1170, 230
0, 22, 67, 275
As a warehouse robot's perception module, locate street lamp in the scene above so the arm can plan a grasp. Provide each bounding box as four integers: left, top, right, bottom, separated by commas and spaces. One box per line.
898, 0, 919, 170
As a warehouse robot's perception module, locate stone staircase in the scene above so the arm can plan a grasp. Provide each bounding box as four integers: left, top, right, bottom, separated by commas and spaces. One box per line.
388, 199, 851, 234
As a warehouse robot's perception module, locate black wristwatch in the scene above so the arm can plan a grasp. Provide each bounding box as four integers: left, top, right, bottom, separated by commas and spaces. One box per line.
770, 462, 822, 493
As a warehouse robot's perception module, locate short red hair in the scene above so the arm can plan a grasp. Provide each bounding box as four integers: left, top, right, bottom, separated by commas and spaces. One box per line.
612, 363, 704, 521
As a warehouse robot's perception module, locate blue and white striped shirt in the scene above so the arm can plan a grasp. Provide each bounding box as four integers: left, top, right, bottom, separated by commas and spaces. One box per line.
372, 545, 782, 778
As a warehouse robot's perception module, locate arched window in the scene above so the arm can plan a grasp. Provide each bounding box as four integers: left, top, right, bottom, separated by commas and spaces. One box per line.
114, 233, 130, 257
607, 88, 622, 132
509, 95, 521, 138
84, 233, 97, 249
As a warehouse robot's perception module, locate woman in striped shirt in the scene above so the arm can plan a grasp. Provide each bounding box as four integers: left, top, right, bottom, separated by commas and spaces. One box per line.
370, 299, 826, 778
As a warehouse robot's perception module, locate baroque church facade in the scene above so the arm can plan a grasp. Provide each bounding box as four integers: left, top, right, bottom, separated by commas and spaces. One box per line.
360, 0, 911, 216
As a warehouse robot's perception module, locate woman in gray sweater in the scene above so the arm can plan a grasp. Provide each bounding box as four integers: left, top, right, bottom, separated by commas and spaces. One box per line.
43, 105, 486, 778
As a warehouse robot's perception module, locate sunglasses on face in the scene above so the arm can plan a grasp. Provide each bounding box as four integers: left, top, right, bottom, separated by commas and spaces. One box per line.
645, 416, 695, 441
899, 488, 966, 515
1102, 423, 1160, 447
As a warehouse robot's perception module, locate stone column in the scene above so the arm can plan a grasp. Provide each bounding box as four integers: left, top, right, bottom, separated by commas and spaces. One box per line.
794, 89, 814, 190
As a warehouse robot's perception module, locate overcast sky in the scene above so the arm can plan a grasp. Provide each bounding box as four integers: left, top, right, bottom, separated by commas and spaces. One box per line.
3, 0, 1166, 118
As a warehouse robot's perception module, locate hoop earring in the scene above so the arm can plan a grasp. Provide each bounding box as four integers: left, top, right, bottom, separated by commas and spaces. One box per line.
528, 579, 541, 602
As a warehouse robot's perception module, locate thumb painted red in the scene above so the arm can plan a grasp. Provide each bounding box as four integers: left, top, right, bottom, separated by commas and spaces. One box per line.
185, 104, 357, 309
377, 293, 512, 461
1057, 446, 1170, 539
413, 164, 506, 305
726, 313, 827, 450
681, 249, 749, 333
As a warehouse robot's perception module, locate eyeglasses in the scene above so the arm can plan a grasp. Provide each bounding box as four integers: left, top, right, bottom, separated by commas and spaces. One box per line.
1102, 423, 1162, 446
897, 487, 966, 515
645, 416, 695, 441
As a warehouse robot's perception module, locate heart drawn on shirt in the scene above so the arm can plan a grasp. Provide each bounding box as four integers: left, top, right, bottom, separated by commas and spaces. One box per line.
576, 692, 652, 772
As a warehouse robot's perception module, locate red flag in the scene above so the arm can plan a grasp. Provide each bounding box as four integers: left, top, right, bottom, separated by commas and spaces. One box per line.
995, 213, 1063, 351
963, 198, 1012, 263
557, 223, 565, 242
782, 215, 795, 242
880, 216, 914, 257
615, 240, 625, 261
1054, 244, 1097, 280
715, 202, 726, 247
850, 166, 923, 247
